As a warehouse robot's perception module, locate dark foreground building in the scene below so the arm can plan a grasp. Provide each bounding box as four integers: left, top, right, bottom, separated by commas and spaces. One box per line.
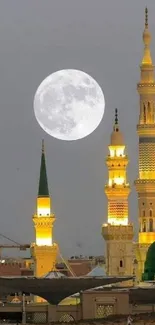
0, 276, 133, 304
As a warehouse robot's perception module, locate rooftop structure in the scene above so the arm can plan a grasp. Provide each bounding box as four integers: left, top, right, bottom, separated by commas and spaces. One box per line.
0, 276, 133, 304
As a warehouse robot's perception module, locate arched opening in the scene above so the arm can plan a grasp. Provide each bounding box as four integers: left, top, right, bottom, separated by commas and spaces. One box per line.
148, 102, 151, 122
120, 260, 123, 268
149, 218, 153, 232
143, 104, 146, 123
150, 210, 153, 217
143, 219, 146, 232
59, 314, 75, 323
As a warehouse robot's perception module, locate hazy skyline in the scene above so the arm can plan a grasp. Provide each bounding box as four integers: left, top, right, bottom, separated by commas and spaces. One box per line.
0, 0, 154, 257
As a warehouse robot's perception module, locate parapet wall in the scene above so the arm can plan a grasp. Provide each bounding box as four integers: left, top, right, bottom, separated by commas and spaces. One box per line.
49, 313, 155, 324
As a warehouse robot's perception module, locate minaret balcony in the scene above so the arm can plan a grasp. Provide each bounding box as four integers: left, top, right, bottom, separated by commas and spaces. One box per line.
105, 183, 130, 189
102, 223, 134, 241
105, 184, 130, 197
137, 82, 155, 87
106, 155, 128, 160
137, 125, 155, 136
137, 83, 155, 95
134, 179, 155, 192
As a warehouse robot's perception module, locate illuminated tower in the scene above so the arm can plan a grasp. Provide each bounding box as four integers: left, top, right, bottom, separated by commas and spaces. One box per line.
134, 8, 155, 279
31, 140, 58, 278
102, 109, 134, 277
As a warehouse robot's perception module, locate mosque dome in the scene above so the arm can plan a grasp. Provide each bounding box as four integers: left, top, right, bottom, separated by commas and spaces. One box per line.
142, 242, 155, 281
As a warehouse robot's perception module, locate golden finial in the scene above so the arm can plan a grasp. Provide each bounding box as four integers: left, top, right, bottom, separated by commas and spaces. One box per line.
111, 108, 124, 144
115, 108, 118, 125
141, 7, 152, 65
42, 139, 45, 154
113, 108, 119, 132
145, 7, 148, 28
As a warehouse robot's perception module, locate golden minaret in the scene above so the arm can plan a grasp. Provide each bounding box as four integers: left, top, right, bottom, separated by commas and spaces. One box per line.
31, 140, 58, 278
102, 109, 134, 277
134, 8, 155, 280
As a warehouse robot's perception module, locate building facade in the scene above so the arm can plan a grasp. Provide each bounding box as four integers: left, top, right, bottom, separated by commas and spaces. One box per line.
102, 109, 134, 277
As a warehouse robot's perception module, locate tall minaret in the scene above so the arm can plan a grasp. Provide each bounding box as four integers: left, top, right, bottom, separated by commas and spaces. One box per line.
134, 8, 155, 279
31, 140, 58, 278
102, 109, 134, 277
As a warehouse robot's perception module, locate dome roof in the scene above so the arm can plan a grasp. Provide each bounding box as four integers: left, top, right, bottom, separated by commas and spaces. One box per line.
142, 242, 155, 281
110, 129, 124, 146
146, 242, 155, 259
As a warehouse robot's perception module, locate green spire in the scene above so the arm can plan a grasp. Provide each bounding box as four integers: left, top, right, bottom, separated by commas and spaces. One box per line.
38, 139, 49, 197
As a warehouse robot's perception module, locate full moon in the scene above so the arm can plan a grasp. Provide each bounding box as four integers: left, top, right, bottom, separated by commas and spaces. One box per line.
34, 69, 105, 141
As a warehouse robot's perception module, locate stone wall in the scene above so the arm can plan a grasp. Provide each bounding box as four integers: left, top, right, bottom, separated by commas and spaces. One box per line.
49, 313, 155, 325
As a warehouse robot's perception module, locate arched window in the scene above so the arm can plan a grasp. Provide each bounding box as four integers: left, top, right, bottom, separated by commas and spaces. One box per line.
150, 210, 153, 217
149, 219, 153, 232
148, 102, 152, 122
120, 260, 123, 268
142, 210, 145, 217
143, 104, 146, 123
143, 219, 146, 232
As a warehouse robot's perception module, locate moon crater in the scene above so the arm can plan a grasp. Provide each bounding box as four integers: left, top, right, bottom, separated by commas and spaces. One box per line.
34, 69, 105, 141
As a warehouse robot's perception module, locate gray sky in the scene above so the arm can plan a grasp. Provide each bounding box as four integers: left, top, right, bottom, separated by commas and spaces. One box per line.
0, 0, 154, 257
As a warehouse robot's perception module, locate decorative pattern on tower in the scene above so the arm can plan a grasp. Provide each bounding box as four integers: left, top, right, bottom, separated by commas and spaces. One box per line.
134, 8, 155, 281
31, 140, 58, 282
102, 109, 134, 277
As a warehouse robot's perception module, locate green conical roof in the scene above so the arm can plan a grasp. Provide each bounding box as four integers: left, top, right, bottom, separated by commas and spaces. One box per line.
142, 242, 155, 281
38, 140, 49, 197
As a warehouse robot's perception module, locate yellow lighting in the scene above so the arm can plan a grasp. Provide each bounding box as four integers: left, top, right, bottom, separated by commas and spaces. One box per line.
140, 171, 155, 180
37, 207, 51, 216
139, 232, 155, 244
36, 238, 52, 246
109, 179, 112, 186
109, 149, 115, 157
116, 148, 124, 157
108, 217, 128, 226
109, 147, 125, 158
108, 177, 125, 186
37, 197, 51, 216
114, 177, 124, 185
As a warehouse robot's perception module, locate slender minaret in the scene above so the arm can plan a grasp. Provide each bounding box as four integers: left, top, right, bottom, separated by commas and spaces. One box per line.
134, 8, 155, 279
102, 109, 134, 277
31, 140, 58, 278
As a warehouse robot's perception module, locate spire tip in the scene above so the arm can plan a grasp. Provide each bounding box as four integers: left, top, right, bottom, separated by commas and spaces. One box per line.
145, 7, 148, 28
115, 108, 118, 125
42, 139, 45, 154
